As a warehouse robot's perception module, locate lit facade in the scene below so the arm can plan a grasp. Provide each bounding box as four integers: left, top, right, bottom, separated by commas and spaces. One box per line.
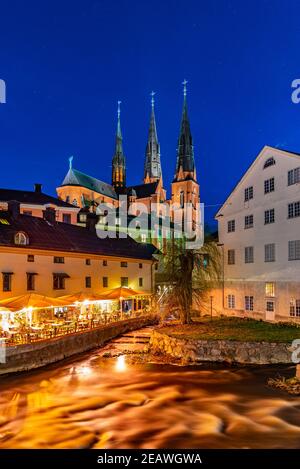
215, 146, 300, 322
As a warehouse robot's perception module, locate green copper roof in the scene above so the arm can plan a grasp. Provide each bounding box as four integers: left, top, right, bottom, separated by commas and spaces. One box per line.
60, 168, 118, 200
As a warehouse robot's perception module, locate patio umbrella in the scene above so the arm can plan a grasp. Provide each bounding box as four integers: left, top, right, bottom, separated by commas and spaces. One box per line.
101, 287, 151, 300
0, 293, 70, 311
59, 291, 106, 303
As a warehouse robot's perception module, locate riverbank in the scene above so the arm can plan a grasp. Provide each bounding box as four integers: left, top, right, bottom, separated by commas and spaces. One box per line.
0, 314, 158, 375
149, 318, 300, 365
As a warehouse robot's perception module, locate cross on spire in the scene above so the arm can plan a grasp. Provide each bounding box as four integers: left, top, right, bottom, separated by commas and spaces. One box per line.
151, 91, 156, 109
182, 79, 188, 98
117, 100, 121, 119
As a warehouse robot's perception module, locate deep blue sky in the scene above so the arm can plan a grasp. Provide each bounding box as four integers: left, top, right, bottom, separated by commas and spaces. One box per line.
1, 0, 300, 225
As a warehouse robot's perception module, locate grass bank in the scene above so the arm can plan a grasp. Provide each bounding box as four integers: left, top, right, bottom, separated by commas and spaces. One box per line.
159, 317, 300, 343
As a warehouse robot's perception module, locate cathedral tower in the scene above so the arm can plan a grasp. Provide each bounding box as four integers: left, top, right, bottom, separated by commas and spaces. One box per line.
112, 101, 126, 190
144, 92, 162, 184
171, 80, 200, 233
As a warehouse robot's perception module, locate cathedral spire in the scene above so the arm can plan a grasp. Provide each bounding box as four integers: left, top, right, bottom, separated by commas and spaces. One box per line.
112, 100, 126, 190
144, 91, 162, 183
174, 79, 196, 181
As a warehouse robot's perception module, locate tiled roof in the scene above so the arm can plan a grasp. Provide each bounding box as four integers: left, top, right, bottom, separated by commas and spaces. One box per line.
60, 168, 118, 200
127, 181, 159, 199
0, 188, 75, 208
0, 212, 158, 260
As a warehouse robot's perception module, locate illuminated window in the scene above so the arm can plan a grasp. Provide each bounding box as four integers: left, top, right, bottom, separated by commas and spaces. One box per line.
141, 233, 147, 243
227, 294, 235, 309
0, 218, 10, 225
265, 282, 275, 297
14, 232, 28, 245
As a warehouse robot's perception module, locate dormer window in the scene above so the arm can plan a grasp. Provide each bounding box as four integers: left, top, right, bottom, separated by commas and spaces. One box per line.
14, 231, 29, 245
263, 157, 275, 169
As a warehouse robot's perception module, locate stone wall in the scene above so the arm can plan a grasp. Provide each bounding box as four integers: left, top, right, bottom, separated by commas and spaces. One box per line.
0, 315, 158, 375
149, 330, 295, 365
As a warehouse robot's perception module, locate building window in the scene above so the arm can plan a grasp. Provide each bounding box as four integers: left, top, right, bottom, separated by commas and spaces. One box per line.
264, 177, 275, 194
79, 213, 87, 223
288, 201, 300, 219
72, 199, 78, 206
244, 214, 254, 229
263, 157, 276, 169
290, 299, 300, 317
121, 277, 128, 287
14, 231, 29, 245
264, 208, 275, 224
141, 233, 147, 243
54, 256, 64, 264
139, 263, 143, 269
2, 273, 12, 292
289, 240, 300, 260
227, 249, 235, 265
139, 278, 143, 287
121, 261, 128, 268
227, 219, 235, 233
245, 246, 254, 263
245, 296, 254, 311
244, 186, 253, 202
65, 196, 70, 203
86, 259, 91, 265
62, 213, 71, 224
227, 294, 235, 309
288, 167, 300, 186
102, 276, 108, 288
265, 282, 275, 297
27, 254, 34, 262
85, 276, 91, 288
266, 301, 275, 312
27, 273, 36, 291
103, 260, 108, 266
265, 243, 275, 262
180, 191, 184, 208
23, 210, 32, 216
53, 274, 68, 290
115, 217, 121, 225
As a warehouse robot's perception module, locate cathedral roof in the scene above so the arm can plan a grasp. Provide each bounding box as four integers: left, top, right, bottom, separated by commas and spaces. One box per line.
127, 181, 159, 199
60, 168, 118, 200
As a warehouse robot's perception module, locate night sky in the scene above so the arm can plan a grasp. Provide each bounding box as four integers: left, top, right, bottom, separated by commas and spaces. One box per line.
1, 0, 300, 225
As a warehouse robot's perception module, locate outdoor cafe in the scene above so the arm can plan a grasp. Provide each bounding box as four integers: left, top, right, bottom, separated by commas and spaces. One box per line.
0, 288, 152, 346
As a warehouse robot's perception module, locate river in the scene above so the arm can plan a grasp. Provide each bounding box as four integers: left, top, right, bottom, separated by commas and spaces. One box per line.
0, 327, 300, 449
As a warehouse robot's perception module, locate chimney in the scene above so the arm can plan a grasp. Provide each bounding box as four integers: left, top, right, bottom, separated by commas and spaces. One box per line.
7, 200, 20, 218
34, 183, 42, 193
85, 212, 98, 232
43, 206, 56, 224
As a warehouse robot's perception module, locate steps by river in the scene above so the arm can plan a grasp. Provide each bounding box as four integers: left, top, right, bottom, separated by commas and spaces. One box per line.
99, 326, 153, 357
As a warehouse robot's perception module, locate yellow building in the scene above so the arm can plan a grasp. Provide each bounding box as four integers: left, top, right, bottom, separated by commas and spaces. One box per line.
0, 202, 157, 300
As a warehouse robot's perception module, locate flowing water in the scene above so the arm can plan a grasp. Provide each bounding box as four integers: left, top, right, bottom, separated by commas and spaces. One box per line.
0, 327, 300, 449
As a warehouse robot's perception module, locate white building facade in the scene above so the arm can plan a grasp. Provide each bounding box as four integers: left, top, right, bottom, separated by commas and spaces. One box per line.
216, 146, 300, 322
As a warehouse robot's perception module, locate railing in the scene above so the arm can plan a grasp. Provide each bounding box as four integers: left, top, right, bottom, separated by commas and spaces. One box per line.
0, 310, 149, 347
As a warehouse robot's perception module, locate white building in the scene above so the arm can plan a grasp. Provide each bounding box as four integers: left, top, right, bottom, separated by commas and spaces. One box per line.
215, 145, 300, 322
